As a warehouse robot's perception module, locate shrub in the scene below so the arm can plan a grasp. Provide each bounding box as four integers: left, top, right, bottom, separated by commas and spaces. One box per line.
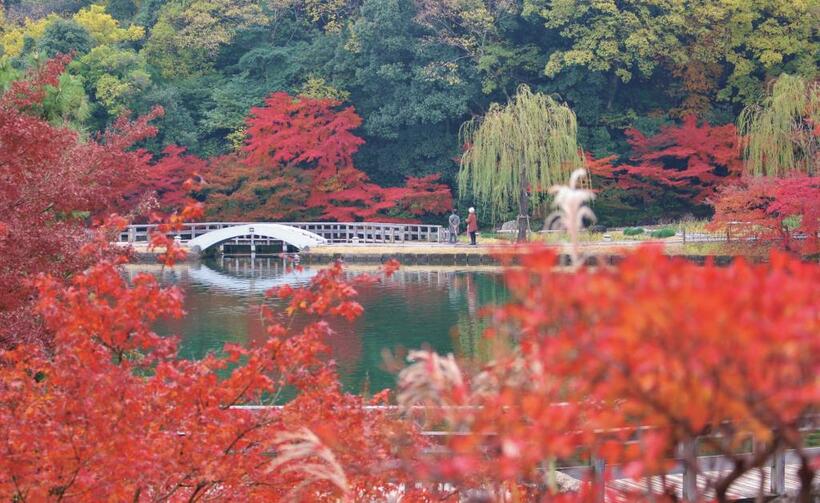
623, 227, 645, 236
650, 227, 676, 238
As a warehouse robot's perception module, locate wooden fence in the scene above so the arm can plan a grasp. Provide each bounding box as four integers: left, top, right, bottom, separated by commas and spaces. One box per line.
232, 404, 817, 501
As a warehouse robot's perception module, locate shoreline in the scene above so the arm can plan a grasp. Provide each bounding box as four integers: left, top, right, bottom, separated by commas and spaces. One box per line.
125, 241, 776, 266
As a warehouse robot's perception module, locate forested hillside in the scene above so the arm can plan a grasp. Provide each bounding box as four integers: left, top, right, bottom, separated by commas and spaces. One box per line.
1, 0, 817, 224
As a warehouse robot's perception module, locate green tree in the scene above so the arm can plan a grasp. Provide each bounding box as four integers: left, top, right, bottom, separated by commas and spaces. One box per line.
525, 0, 688, 106
330, 0, 480, 184
412, 0, 542, 95
143, 0, 268, 78
134, 0, 168, 27
0, 14, 57, 59
73, 45, 151, 116
37, 18, 93, 57
41, 71, 92, 127
458, 85, 583, 241
298, 75, 350, 101
130, 84, 199, 153
106, 0, 138, 22
738, 74, 819, 177
525, 0, 819, 114
715, 0, 818, 105
72, 4, 144, 45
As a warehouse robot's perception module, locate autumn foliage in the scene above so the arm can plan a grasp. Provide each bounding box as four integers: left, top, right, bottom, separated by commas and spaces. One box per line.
588, 116, 743, 212
127, 145, 208, 213
0, 56, 161, 347
0, 223, 426, 500
2, 57, 819, 503
398, 246, 819, 501
4, 223, 817, 501
169, 92, 453, 222
711, 175, 820, 254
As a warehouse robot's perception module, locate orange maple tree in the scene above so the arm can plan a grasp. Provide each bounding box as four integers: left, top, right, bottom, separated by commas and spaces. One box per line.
397, 246, 819, 502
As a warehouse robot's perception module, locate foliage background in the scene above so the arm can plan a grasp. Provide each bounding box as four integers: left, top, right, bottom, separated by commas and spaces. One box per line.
1, 0, 817, 224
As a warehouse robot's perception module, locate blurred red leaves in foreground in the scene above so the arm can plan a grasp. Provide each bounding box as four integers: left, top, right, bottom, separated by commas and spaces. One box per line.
0, 208, 425, 501
2, 231, 817, 500
397, 246, 819, 502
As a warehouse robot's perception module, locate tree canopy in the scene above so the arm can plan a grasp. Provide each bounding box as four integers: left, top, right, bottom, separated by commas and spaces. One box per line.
738, 74, 819, 176
458, 85, 583, 238
0, 0, 817, 225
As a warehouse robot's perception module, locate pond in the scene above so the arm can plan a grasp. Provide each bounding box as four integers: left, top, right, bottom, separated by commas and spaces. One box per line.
125, 257, 509, 393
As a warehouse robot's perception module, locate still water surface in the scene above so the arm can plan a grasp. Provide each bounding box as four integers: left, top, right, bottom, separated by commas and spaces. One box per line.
126, 257, 508, 392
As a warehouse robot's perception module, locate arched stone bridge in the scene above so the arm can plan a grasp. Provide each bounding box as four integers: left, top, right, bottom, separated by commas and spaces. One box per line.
187, 224, 326, 253
119, 221, 445, 254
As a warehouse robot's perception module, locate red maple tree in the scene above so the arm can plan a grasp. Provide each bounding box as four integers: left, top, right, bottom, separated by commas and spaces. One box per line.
0, 57, 161, 348
589, 116, 743, 212
711, 175, 820, 254
204, 92, 452, 222
126, 145, 209, 213
244, 92, 365, 179
622, 115, 743, 202
125, 93, 452, 222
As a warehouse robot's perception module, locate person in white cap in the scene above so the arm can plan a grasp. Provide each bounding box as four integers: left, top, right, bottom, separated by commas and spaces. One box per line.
466, 207, 478, 245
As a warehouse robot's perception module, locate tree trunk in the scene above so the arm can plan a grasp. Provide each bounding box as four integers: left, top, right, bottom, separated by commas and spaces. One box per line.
517, 161, 528, 242
797, 455, 815, 503
606, 72, 619, 111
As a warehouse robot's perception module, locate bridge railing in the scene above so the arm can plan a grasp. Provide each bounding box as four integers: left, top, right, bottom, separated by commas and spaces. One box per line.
119, 222, 446, 245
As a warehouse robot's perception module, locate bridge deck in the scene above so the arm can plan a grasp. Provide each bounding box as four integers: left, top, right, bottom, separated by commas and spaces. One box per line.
120, 221, 446, 246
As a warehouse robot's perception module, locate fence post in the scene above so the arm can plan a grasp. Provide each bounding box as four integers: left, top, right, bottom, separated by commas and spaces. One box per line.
591, 456, 606, 503
681, 439, 698, 502
770, 447, 786, 496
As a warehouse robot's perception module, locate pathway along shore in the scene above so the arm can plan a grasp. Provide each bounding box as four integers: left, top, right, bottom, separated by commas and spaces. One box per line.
125, 241, 765, 266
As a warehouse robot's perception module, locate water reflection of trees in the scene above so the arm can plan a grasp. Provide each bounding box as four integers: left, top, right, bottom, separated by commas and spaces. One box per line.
124, 260, 509, 391
448, 273, 511, 367
364, 269, 510, 363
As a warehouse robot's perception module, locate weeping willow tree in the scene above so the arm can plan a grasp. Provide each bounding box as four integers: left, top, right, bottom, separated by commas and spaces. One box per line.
738, 74, 819, 177
458, 85, 583, 241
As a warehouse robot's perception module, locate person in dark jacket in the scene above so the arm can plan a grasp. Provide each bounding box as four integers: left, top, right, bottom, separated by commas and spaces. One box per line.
447, 209, 460, 243
466, 207, 478, 245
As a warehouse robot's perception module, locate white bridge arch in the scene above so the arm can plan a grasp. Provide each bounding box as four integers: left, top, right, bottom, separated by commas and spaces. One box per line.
187, 224, 326, 253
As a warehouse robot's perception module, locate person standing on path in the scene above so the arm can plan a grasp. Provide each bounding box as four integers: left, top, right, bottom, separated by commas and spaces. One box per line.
447, 208, 460, 243
466, 207, 478, 245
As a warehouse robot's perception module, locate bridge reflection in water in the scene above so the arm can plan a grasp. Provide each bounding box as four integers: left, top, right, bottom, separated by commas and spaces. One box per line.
191, 256, 318, 293
125, 257, 508, 392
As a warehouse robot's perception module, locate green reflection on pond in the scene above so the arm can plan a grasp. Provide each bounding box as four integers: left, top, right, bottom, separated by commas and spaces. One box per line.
125, 257, 508, 393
